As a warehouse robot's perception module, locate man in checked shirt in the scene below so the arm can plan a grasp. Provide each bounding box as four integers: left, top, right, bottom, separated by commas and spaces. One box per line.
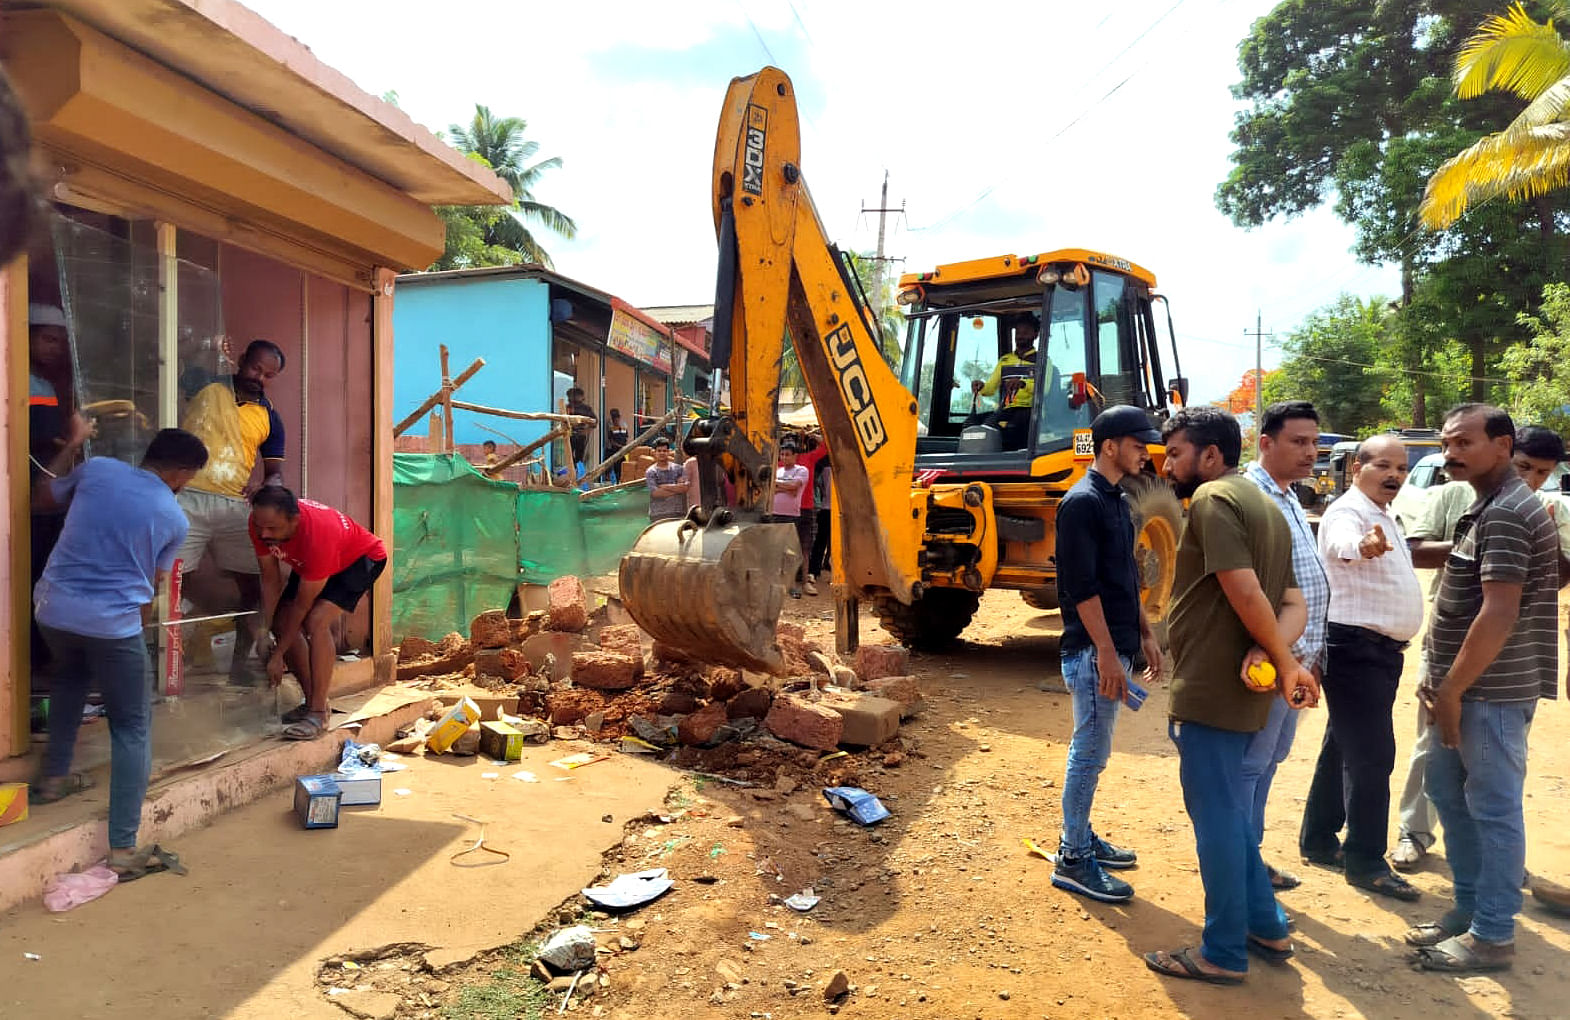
1299, 434, 1425, 901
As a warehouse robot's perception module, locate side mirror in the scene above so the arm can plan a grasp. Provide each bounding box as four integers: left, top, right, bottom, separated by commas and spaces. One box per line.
1167, 377, 1190, 407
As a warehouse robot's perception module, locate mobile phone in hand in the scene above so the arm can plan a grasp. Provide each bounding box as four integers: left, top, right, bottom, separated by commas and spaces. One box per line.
1125, 677, 1148, 711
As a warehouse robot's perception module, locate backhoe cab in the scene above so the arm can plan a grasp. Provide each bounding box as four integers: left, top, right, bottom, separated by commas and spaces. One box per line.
619, 66, 1188, 671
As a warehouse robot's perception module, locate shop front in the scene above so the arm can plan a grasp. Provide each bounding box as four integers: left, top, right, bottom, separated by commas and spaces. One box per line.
0, 1, 510, 765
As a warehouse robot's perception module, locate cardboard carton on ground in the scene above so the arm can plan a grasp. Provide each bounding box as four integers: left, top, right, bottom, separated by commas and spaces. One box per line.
293, 775, 341, 829
0, 783, 27, 827
333, 769, 383, 806
426, 697, 481, 754
478, 720, 525, 762
434, 691, 519, 722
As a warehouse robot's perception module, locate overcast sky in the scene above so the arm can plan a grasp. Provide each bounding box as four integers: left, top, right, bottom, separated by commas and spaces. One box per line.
245, 0, 1400, 406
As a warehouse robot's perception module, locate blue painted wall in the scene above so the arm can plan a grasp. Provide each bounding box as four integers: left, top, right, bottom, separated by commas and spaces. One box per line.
393, 276, 553, 448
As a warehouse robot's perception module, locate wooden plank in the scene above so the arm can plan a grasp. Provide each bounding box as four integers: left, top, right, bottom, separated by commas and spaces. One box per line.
448, 399, 594, 425
2, 256, 28, 757
439, 344, 453, 454
371, 267, 396, 670
485, 424, 568, 476
391, 356, 483, 436
577, 398, 688, 486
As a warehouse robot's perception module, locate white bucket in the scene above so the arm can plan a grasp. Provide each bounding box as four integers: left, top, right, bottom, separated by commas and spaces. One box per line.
210, 630, 236, 674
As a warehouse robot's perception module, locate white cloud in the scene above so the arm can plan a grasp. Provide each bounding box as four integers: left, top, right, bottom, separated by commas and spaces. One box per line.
245, 0, 1402, 407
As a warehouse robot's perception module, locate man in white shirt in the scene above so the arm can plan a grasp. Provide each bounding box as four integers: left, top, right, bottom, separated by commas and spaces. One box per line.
1300, 434, 1426, 901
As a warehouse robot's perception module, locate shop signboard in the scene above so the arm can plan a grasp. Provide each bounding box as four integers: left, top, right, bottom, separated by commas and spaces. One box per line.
607, 308, 673, 374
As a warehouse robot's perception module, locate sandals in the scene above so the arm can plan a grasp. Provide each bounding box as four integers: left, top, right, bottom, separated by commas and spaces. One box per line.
282, 714, 327, 741
29, 772, 94, 805
1405, 913, 1472, 947
1301, 846, 1345, 869
1247, 934, 1295, 965
281, 703, 312, 725
1414, 933, 1514, 973
1268, 865, 1302, 890
1143, 946, 1245, 985
108, 844, 187, 883
1349, 870, 1422, 902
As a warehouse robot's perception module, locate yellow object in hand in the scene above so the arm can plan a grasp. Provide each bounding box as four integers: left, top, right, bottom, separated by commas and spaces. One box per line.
1245, 660, 1277, 691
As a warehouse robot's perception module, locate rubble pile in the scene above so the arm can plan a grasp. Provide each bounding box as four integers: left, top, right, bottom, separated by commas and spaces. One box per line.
387, 576, 924, 781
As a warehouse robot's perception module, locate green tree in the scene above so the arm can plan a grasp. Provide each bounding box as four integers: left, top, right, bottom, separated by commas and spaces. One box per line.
779, 249, 902, 393
1260, 295, 1395, 434
437, 104, 576, 269
1501, 281, 1570, 432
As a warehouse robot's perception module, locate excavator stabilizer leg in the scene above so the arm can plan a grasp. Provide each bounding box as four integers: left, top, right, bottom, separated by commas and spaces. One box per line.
618, 517, 801, 674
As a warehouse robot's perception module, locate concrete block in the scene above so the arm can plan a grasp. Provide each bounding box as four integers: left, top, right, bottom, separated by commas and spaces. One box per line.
764, 694, 843, 750
469, 609, 511, 649
571, 651, 641, 690
546, 576, 589, 632
863, 675, 922, 718
821, 691, 901, 747
854, 644, 910, 683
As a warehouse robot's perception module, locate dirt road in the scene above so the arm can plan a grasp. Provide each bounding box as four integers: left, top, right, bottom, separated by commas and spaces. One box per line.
549, 589, 1570, 1020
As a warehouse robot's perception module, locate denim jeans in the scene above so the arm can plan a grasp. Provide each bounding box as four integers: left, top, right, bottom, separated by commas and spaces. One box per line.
1172, 719, 1289, 973
1058, 646, 1125, 859
41, 625, 153, 849
1240, 694, 1298, 848
1424, 698, 1535, 944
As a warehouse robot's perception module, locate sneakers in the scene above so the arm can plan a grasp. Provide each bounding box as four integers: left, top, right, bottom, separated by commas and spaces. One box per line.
1391, 834, 1427, 872
1052, 854, 1134, 902
803, 576, 819, 596
1091, 834, 1138, 870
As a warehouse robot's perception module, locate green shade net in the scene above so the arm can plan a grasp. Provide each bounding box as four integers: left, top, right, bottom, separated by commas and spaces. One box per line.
392, 454, 520, 641
393, 457, 656, 641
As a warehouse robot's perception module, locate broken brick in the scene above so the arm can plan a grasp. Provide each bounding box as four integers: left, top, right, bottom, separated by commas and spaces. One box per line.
469, 609, 512, 649
863, 675, 922, 717
474, 647, 531, 682
764, 693, 844, 751
570, 651, 641, 690
677, 702, 728, 746
545, 576, 589, 632
397, 635, 437, 663
854, 644, 910, 683
708, 667, 744, 702
546, 688, 607, 726
598, 624, 646, 677
726, 687, 773, 720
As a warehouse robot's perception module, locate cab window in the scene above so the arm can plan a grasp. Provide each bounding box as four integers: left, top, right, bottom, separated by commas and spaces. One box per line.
1036, 285, 1091, 451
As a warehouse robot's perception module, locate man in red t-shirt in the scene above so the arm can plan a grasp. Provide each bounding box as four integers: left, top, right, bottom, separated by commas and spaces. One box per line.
249, 487, 387, 739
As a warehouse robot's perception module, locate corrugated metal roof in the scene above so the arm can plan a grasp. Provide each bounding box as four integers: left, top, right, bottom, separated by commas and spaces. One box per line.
642, 304, 714, 327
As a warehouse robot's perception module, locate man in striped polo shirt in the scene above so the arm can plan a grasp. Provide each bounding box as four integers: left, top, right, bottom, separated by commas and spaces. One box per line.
1407, 405, 1559, 974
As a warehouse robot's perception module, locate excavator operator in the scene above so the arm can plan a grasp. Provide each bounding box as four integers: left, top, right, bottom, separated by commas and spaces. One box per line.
974, 314, 1041, 451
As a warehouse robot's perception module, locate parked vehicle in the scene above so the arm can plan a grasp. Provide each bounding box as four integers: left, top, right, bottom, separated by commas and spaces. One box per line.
1390, 452, 1449, 534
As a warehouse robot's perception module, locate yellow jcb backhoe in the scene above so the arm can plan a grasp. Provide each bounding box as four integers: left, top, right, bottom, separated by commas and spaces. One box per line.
619, 67, 1188, 672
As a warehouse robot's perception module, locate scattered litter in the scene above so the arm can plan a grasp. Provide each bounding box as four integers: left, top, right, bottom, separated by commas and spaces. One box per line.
748, 931, 771, 941
513, 770, 539, 783
581, 868, 673, 909
326, 987, 349, 996
822, 786, 891, 825
628, 715, 678, 746
550, 752, 610, 770
342, 961, 361, 971
619, 736, 662, 754
43, 866, 118, 912
818, 750, 849, 763
754, 856, 785, 882
558, 967, 586, 1015
1021, 837, 1054, 862
481, 772, 500, 780
23, 952, 40, 961
449, 814, 510, 867
784, 888, 820, 912
538, 925, 597, 971
949, 672, 970, 679
393, 788, 412, 796
339, 739, 382, 771
709, 843, 727, 859
293, 775, 342, 829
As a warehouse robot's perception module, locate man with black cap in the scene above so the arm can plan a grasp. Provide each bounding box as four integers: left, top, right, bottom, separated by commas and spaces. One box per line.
1048, 405, 1164, 902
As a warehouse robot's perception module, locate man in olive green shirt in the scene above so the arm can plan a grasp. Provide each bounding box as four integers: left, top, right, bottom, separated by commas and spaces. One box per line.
1144, 406, 1319, 986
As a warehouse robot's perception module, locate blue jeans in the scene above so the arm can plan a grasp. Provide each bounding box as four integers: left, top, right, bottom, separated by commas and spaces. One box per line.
1058, 646, 1126, 858
41, 626, 153, 849
1424, 699, 1535, 944
1240, 694, 1298, 848
1172, 719, 1288, 973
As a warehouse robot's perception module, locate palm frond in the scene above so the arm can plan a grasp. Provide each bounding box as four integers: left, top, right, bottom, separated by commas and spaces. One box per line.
1507, 71, 1570, 127
1454, 3, 1570, 100
517, 201, 577, 238
1421, 121, 1570, 227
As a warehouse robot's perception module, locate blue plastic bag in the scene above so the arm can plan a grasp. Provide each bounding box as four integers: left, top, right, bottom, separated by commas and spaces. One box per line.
822, 786, 891, 825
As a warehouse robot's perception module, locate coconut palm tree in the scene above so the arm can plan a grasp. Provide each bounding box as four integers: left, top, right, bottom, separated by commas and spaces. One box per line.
448, 104, 577, 265
1422, 3, 1570, 229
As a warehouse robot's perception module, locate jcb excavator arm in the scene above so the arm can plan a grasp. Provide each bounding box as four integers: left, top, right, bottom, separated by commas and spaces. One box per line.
619, 67, 921, 672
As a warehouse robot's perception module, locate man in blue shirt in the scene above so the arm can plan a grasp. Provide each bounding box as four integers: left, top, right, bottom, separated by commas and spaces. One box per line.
31, 429, 208, 879
1049, 405, 1165, 902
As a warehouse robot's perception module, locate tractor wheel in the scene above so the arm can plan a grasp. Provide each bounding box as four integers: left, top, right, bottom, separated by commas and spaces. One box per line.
872, 587, 982, 650
1020, 588, 1059, 612
1122, 472, 1183, 647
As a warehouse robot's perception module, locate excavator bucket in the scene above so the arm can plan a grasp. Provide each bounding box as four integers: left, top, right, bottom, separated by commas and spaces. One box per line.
618, 518, 801, 674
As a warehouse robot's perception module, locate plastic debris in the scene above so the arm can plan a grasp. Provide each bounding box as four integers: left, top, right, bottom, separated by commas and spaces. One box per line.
550, 752, 609, 770
393, 788, 412, 796
339, 739, 382, 772
619, 736, 662, 754
784, 888, 820, 912
822, 786, 891, 825
581, 868, 673, 909
513, 770, 539, 783
481, 772, 500, 779
748, 931, 771, 941
43, 866, 118, 912
538, 925, 597, 972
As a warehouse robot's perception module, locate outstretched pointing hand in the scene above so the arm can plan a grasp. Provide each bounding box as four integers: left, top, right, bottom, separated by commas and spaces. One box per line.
1359, 523, 1390, 559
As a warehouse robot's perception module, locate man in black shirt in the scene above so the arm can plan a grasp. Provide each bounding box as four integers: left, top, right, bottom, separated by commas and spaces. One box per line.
1049, 405, 1165, 902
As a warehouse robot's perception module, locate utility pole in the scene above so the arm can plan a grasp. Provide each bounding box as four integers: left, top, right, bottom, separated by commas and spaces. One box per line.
860, 170, 905, 317
1244, 311, 1272, 434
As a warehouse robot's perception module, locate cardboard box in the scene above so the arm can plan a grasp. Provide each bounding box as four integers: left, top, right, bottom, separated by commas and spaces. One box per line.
0, 783, 27, 827
434, 692, 519, 722
333, 769, 383, 807
426, 696, 481, 753
293, 775, 341, 829
479, 720, 525, 762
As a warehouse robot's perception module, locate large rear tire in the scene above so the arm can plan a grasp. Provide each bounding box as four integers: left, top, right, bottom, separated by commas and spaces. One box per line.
1122, 471, 1182, 647
872, 587, 982, 650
